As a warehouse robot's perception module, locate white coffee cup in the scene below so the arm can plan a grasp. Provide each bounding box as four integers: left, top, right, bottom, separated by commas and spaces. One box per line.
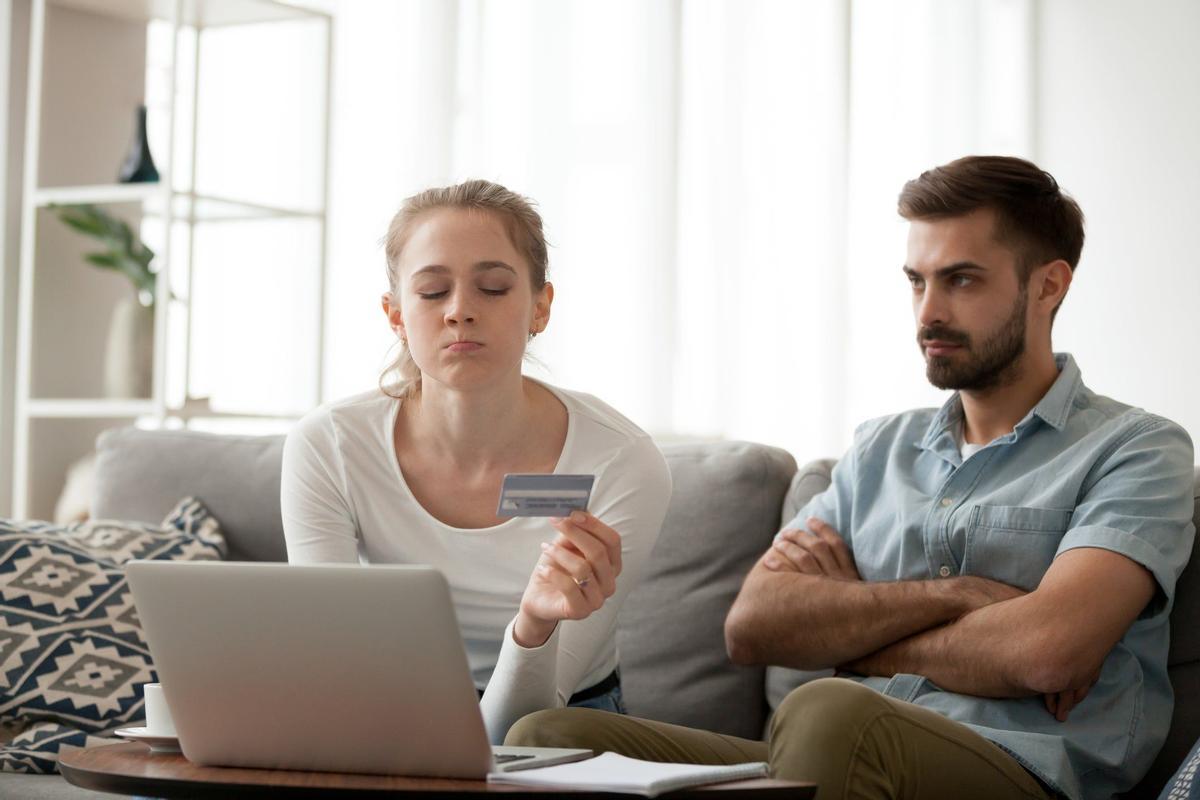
142, 683, 176, 736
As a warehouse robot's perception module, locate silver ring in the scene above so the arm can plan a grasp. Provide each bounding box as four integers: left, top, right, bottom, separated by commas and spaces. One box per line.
574, 576, 591, 589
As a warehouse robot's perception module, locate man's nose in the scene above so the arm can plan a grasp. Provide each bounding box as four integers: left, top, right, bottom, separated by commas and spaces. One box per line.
916, 286, 947, 330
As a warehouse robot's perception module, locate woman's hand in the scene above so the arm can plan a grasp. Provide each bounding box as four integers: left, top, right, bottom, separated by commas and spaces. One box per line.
513, 511, 623, 648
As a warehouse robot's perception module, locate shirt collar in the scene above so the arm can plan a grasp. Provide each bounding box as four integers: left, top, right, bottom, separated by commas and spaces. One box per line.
919, 353, 1082, 454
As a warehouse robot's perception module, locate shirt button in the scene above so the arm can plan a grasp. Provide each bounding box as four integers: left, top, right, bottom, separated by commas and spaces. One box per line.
939, 565, 952, 577
940, 497, 953, 507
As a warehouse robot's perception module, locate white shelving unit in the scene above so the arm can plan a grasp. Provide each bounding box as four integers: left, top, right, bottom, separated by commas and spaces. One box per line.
11, 0, 331, 519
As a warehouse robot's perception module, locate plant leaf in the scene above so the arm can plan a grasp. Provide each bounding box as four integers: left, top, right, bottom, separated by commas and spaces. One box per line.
84, 252, 121, 270
50, 202, 156, 300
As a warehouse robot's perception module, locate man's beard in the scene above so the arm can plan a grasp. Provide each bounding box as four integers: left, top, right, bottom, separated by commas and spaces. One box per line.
919, 287, 1028, 392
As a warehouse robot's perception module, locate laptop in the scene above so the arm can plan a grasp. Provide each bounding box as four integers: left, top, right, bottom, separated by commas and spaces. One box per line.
125, 561, 592, 778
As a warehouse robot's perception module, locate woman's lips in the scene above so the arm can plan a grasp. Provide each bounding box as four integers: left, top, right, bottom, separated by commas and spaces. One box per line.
447, 341, 483, 353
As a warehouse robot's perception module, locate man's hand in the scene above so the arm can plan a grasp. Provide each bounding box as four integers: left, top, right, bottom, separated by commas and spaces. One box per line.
763, 517, 861, 581
1044, 667, 1101, 721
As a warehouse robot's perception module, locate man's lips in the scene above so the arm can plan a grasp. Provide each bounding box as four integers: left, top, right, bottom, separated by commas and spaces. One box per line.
446, 340, 484, 353
922, 340, 964, 356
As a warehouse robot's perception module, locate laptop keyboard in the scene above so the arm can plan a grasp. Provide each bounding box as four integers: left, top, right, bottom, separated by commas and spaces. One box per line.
494, 754, 536, 764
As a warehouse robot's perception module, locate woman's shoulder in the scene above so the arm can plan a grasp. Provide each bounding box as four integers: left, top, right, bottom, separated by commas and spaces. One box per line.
550, 384, 651, 444
545, 384, 667, 474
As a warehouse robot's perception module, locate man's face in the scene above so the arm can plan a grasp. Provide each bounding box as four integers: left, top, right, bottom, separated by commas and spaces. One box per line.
904, 209, 1029, 392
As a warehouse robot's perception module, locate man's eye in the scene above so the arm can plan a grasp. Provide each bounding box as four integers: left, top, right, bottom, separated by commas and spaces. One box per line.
951, 274, 973, 287
418, 291, 448, 300
909, 277, 924, 290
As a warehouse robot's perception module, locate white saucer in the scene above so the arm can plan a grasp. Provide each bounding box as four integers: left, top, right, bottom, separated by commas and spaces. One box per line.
114, 726, 181, 753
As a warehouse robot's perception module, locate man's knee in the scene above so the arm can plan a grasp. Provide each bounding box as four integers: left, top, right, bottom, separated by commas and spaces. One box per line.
771, 677, 887, 746
769, 678, 894, 786
505, 708, 616, 749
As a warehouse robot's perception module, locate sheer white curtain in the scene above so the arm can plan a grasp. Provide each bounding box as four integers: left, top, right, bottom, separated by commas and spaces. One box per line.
315, 0, 1034, 460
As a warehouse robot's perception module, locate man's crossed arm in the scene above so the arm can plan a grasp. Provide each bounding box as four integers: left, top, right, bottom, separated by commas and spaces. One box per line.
724, 518, 1156, 720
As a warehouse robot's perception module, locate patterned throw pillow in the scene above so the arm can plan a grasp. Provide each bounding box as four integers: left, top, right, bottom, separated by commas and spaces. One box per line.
1162, 736, 1200, 800
0, 498, 226, 774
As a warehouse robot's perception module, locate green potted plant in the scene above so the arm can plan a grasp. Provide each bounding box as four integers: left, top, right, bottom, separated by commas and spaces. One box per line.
50, 203, 157, 398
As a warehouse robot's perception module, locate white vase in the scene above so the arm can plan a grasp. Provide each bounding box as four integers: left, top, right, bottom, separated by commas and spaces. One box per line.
104, 296, 154, 398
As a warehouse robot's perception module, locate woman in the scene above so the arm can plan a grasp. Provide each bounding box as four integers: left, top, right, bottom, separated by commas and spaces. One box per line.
281, 179, 672, 743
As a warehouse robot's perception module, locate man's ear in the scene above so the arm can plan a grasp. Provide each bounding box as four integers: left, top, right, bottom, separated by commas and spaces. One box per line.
531, 282, 554, 335
1035, 260, 1073, 316
382, 292, 406, 339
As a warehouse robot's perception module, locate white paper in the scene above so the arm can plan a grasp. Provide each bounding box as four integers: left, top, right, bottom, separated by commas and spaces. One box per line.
488, 752, 769, 796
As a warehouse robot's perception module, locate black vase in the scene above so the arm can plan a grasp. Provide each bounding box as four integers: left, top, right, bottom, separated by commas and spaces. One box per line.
118, 104, 160, 183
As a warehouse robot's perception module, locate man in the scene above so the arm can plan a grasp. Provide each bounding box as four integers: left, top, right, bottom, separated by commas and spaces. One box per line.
505, 156, 1196, 800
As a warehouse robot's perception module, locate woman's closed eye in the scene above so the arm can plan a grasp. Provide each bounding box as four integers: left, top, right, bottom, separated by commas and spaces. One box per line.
413, 281, 512, 300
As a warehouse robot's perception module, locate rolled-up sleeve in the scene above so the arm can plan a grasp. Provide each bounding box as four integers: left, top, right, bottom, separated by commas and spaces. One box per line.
1056, 416, 1196, 610
781, 436, 859, 554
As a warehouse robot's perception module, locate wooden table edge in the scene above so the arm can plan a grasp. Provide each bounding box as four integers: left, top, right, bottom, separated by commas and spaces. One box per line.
59, 742, 816, 799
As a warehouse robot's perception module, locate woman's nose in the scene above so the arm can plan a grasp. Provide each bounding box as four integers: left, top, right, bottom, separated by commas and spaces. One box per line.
444, 289, 476, 324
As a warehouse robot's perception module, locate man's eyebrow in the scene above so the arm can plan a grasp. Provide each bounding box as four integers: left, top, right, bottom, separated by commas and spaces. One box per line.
902, 261, 986, 278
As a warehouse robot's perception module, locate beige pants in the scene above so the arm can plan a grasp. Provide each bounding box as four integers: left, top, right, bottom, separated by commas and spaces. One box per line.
505, 677, 1055, 800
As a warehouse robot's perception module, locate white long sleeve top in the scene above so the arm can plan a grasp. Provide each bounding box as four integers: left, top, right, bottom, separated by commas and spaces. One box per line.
280, 383, 672, 742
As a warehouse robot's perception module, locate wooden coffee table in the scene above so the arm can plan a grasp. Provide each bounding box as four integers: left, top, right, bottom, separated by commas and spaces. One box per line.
60, 742, 816, 799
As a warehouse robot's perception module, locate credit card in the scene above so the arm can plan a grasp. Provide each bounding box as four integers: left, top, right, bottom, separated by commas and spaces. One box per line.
496, 474, 595, 518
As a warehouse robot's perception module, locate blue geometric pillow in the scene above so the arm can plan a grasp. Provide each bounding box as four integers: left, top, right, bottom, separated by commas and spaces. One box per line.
0, 497, 226, 774
1161, 736, 1200, 800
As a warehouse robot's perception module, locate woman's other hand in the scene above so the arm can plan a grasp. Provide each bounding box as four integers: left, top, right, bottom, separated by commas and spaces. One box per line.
513, 511, 623, 647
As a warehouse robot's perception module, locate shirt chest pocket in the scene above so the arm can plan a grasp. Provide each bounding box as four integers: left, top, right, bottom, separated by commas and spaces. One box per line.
961, 505, 1072, 592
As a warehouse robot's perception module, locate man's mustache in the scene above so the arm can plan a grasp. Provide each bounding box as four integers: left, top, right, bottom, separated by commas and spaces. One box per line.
917, 326, 970, 347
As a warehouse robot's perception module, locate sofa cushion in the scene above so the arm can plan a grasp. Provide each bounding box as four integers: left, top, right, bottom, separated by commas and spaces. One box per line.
0, 499, 225, 774
765, 459, 836, 711
92, 428, 286, 563
1138, 661, 1200, 799
0, 723, 114, 777
1168, 467, 1200, 667
1156, 734, 1200, 800
616, 441, 796, 740
1134, 468, 1200, 799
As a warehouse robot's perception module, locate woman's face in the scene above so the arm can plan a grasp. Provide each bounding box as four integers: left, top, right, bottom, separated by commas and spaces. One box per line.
384, 208, 551, 392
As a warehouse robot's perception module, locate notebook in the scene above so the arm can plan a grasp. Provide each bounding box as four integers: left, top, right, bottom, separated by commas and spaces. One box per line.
487, 752, 770, 796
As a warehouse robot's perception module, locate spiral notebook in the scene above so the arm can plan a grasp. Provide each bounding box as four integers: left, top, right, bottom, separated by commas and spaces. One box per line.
487, 752, 770, 796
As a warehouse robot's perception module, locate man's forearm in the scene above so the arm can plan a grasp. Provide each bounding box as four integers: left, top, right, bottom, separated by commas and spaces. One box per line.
842, 594, 1048, 697
725, 567, 998, 670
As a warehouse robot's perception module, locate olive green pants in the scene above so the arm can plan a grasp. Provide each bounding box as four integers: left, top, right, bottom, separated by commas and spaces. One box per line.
505, 678, 1055, 800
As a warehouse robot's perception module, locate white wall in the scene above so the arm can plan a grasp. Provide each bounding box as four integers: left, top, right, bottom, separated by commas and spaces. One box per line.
1039, 0, 1200, 443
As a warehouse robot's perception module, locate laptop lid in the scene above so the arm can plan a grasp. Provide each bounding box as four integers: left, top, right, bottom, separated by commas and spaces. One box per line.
126, 561, 495, 778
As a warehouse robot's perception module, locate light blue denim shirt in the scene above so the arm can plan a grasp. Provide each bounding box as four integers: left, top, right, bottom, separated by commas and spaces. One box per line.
786, 354, 1195, 800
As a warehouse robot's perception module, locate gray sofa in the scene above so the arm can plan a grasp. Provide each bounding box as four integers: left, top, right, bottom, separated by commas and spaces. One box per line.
12, 428, 1198, 799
